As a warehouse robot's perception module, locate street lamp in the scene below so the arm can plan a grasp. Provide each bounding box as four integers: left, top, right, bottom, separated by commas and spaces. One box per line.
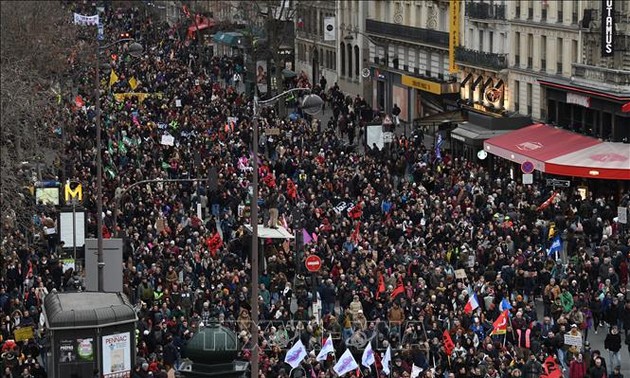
250, 88, 323, 378
95, 38, 143, 292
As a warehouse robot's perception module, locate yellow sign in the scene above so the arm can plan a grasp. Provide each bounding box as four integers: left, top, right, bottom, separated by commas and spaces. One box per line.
449, 0, 461, 73
14, 326, 34, 341
401, 75, 442, 95
65, 182, 83, 203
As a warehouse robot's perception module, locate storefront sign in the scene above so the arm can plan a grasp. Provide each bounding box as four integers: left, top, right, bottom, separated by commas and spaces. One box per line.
484, 87, 502, 103
602, 0, 615, 56
451, 133, 465, 142
401, 74, 442, 95
566, 93, 591, 108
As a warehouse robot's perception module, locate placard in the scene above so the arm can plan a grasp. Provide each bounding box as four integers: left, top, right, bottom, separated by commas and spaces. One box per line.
14, 326, 34, 341
618, 206, 628, 224
160, 134, 175, 146
266, 128, 280, 136
454, 269, 467, 280
563, 334, 582, 347
175, 99, 182, 107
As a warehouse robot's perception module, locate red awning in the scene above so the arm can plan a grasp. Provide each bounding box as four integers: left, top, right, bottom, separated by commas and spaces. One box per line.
187, 15, 214, 33
484, 124, 630, 180
546, 142, 630, 180
483, 123, 601, 173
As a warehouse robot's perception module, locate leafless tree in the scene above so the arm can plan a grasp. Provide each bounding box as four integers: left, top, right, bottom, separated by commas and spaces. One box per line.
1, 1, 80, 238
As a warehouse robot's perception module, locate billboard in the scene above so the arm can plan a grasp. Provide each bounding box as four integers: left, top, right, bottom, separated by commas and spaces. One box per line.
102, 332, 131, 378
256, 60, 268, 94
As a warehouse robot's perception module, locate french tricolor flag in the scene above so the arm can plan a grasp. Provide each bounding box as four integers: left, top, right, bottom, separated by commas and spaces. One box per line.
464, 293, 480, 314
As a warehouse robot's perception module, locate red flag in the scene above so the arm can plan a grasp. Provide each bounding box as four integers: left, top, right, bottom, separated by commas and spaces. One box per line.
348, 203, 363, 219
540, 356, 563, 378
390, 276, 405, 300
286, 179, 297, 200
350, 222, 361, 243
622, 101, 630, 113
182, 4, 191, 18
442, 330, 455, 356
376, 272, 386, 299
536, 192, 558, 212
491, 310, 509, 335
206, 232, 223, 257
74, 95, 85, 108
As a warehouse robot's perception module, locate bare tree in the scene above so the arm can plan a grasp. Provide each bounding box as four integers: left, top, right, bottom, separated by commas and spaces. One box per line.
0, 1, 80, 238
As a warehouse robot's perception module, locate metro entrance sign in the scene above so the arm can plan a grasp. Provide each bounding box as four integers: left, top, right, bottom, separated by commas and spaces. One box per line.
305, 255, 322, 272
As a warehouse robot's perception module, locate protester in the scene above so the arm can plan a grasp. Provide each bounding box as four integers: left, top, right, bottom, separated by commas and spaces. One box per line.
1, 3, 629, 378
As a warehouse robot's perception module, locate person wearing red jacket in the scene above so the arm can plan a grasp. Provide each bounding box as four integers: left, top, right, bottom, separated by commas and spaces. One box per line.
569, 353, 587, 378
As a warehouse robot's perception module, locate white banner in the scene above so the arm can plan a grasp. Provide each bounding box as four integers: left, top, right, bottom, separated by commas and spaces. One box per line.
102, 332, 131, 378
160, 134, 175, 146
366, 125, 384, 150
73, 13, 100, 26
324, 17, 336, 41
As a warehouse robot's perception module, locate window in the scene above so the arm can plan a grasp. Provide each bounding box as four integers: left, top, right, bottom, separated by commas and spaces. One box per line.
516, 0, 521, 18
528, 0, 533, 19
479, 29, 484, 52
340, 42, 345, 76
557, 2, 563, 23
572, 39, 578, 64
354, 45, 360, 77
347, 43, 353, 78
541, 36, 547, 71
557, 37, 563, 74
527, 33, 533, 68
572, 0, 578, 24
514, 80, 520, 112
489, 31, 494, 53
515, 32, 521, 66
527, 83, 532, 115
333, 52, 336, 70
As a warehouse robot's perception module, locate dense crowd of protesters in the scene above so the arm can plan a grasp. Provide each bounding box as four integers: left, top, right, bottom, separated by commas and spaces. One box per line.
1, 4, 630, 378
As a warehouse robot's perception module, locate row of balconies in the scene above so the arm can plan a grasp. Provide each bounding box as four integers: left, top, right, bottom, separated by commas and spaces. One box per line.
455, 47, 508, 71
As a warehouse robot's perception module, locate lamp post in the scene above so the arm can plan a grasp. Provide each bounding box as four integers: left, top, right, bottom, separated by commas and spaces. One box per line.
250, 88, 323, 378
94, 38, 143, 292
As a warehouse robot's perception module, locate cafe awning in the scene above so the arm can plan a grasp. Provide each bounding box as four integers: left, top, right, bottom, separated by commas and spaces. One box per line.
483, 123, 630, 180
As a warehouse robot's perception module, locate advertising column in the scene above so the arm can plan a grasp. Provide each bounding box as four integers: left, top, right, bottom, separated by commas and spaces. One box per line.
102, 332, 132, 378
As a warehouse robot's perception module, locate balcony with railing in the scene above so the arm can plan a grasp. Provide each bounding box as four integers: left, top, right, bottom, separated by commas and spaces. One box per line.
572, 63, 630, 93
365, 19, 448, 47
465, 2, 506, 20
455, 47, 508, 71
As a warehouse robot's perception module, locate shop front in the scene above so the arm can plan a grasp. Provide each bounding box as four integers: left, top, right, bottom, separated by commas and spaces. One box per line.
540, 79, 630, 143
451, 111, 531, 163
399, 73, 459, 121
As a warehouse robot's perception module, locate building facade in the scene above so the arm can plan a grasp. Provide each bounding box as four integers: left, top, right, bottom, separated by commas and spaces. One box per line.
363, 0, 460, 123
538, 0, 630, 142
294, 1, 339, 88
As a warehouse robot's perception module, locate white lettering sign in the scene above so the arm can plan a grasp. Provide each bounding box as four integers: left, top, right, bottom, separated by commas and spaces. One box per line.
566, 93, 591, 108
602, 0, 614, 56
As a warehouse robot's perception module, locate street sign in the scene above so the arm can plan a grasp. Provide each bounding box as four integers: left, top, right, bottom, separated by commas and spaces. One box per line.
305, 255, 322, 272
546, 178, 570, 188
521, 161, 535, 174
